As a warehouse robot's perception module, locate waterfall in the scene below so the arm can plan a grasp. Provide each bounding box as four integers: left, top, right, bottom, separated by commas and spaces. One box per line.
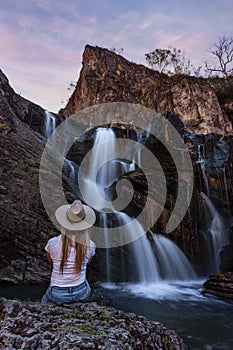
64, 159, 77, 192
99, 212, 112, 282
197, 144, 210, 197
79, 127, 196, 283
118, 212, 160, 283
81, 128, 118, 210
44, 111, 56, 139
152, 234, 196, 280
201, 192, 229, 273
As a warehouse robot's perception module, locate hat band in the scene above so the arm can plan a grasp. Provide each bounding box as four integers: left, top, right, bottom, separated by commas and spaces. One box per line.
66, 210, 86, 225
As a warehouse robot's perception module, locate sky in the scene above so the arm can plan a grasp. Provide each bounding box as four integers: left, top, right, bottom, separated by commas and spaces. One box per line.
0, 0, 232, 113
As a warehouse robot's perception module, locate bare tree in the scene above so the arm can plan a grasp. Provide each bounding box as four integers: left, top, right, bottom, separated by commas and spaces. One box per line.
205, 35, 233, 78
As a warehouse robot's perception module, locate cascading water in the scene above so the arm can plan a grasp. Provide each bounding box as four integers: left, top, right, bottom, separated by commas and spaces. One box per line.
200, 192, 229, 273
82, 128, 118, 210
80, 127, 196, 283
196, 144, 210, 197
63, 159, 78, 193
152, 234, 196, 280
44, 111, 56, 139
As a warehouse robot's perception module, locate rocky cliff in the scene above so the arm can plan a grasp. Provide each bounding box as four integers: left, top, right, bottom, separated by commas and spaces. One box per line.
0, 69, 72, 284
60, 45, 232, 134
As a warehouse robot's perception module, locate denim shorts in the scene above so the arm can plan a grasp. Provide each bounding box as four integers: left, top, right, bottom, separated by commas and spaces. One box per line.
41, 280, 91, 304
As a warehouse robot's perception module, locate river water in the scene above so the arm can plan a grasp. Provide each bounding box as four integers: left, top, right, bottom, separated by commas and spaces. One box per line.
0, 280, 232, 350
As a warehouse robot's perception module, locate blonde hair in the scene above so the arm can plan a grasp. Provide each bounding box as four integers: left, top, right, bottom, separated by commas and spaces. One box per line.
60, 227, 90, 274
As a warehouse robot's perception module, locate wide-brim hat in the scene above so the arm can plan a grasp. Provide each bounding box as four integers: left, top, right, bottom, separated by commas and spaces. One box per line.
55, 200, 96, 231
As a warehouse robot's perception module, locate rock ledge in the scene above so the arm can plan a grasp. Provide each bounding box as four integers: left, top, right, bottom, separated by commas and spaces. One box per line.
0, 298, 185, 349
202, 272, 233, 302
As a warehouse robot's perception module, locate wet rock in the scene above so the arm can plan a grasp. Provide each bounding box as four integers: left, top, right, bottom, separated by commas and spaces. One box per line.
0, 298, 185, 349
202, 272, 233, 302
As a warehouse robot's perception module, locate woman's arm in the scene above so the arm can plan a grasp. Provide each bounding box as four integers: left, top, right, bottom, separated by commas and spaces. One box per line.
46, 252, 53, 265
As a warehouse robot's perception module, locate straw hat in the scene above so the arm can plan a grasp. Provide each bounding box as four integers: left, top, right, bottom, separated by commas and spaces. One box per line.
55, 200, 96, 231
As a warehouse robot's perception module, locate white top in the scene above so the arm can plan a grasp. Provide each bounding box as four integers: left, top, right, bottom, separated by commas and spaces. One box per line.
45, 235, 96, 287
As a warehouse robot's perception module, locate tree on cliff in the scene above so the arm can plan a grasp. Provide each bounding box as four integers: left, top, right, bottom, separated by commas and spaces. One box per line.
205, 35, 233, 78
145, 47, 201, 76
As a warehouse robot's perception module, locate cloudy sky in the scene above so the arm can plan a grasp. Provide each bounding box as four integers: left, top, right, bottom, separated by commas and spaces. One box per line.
0, 0, 232, 112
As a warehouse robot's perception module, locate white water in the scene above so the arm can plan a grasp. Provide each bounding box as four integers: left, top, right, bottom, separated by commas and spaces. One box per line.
102, 279, 205, 301
99, 212, 112, 282
153, 234, 197, 280
117, 214, 196, 282
64, 159, 76, 191
197, 144, 210, 197
201, 192, 229, 273
81, 127, 197, 283
82, 128, 118, 210
44, 111, 56, 139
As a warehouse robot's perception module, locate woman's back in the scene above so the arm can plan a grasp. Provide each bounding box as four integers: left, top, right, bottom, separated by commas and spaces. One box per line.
46, 235, 96, 287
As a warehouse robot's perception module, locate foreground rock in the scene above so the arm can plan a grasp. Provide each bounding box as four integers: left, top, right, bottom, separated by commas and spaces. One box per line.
202, 272, 233, 302
0, 299, 185, 350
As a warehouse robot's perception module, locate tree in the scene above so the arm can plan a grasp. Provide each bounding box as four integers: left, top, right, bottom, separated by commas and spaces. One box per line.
67, 80, 76, 92
145, 48, 176, 73
145, 47, 201, 76
205, 35, 233, 78
110, 47, 124, 55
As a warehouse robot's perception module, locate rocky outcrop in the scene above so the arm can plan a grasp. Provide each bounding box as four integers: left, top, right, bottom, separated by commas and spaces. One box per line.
208, 76, 233, 126
202, 272, 233, 302
60, 45, 232, 134
0, 69, 73, 284
0, 69, 64, 135
0, 298, 185, 349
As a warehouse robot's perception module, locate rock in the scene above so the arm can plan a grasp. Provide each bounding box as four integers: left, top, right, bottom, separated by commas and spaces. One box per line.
0, 69, 74, 285
0, 69, 64, 135
202, 272, 233, 302
0, 298, 185, 349
59, 45, 232, 134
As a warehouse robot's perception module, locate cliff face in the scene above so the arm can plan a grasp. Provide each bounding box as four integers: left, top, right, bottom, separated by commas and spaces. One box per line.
60, 45, 232, 134
0, 69, 72, 284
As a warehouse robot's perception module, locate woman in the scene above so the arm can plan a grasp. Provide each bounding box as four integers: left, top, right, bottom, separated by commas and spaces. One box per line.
42, 200, 96, 304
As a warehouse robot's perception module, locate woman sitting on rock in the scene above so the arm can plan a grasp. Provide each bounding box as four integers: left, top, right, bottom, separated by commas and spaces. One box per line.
42, 200, 96, 304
